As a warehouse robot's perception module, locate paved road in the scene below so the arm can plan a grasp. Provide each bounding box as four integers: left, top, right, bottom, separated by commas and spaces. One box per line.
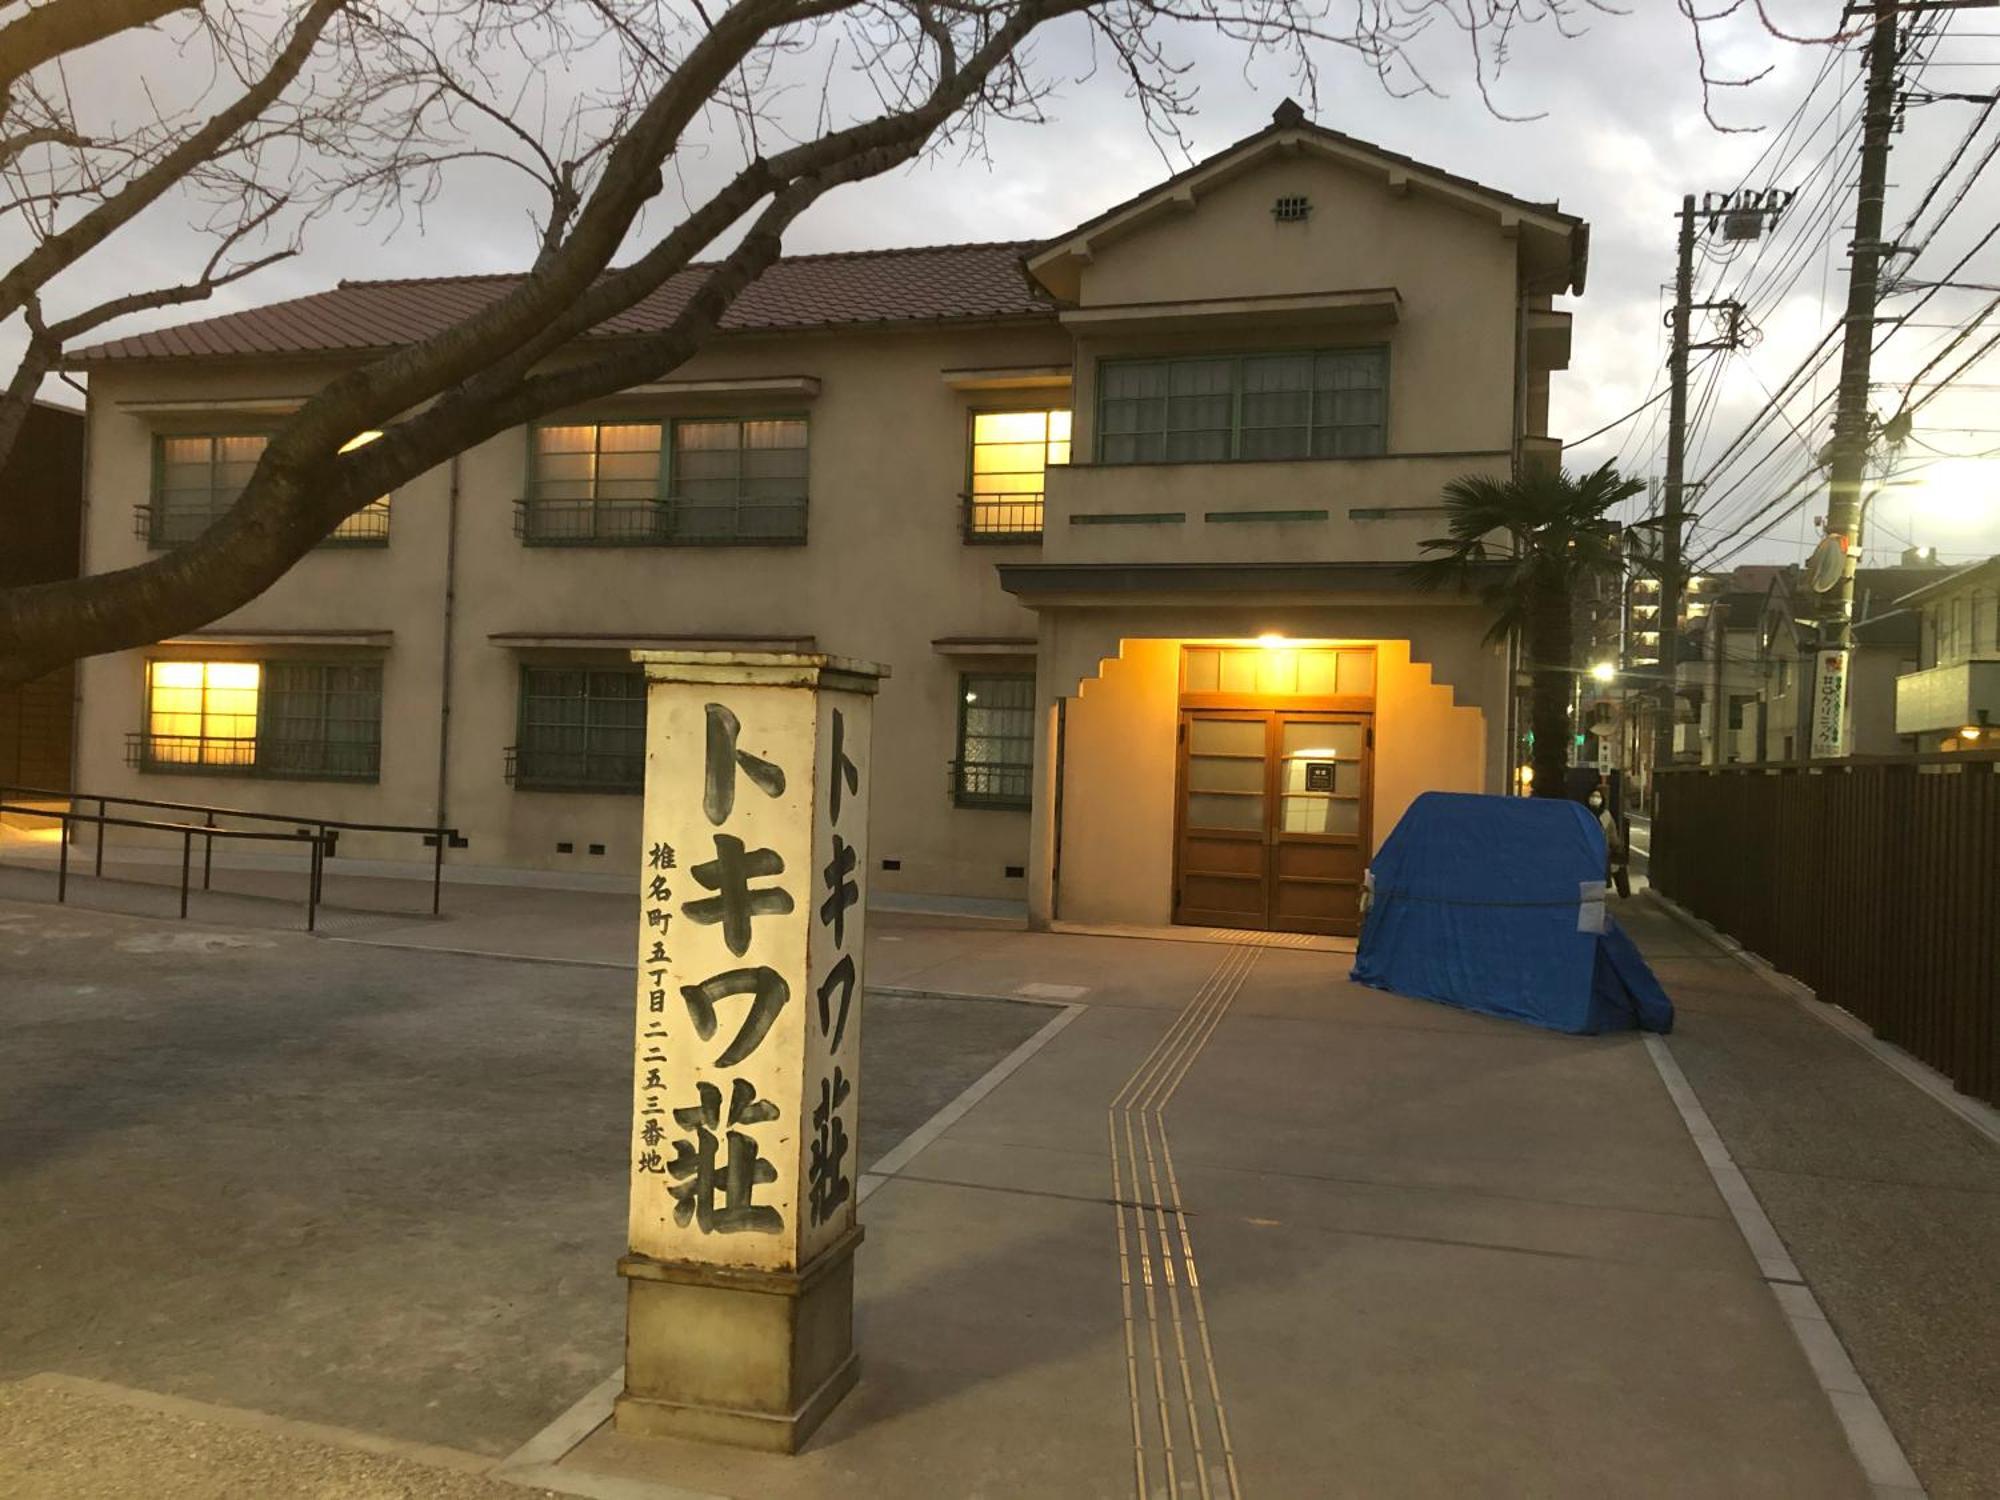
0, 896, 1049, 1460
5, 867, 1992, 1498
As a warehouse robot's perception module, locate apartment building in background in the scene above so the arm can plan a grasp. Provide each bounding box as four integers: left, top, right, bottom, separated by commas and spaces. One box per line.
1894, 554, 2000, 751
65, 104, 1588, 937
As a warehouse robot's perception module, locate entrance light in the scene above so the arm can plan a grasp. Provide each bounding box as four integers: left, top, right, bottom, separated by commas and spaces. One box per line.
1255, 632, 1287, 649
1590, 662, 1616, 684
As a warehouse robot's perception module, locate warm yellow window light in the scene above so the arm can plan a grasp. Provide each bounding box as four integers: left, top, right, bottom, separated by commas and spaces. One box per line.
148, 660, 260, 766
967, 409, 1069, 535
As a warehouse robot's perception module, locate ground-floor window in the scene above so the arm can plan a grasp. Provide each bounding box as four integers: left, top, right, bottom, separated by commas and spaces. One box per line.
259, 663, 385, 778
511, 666, 646, 793
137, 659, 382, 781
953, 672, 1034, 809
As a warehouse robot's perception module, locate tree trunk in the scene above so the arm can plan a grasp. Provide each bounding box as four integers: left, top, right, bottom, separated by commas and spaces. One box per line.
1527, 575, 1575, 799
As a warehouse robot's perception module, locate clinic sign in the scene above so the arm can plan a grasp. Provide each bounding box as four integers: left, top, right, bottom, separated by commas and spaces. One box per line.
1810, 648, 1847, 760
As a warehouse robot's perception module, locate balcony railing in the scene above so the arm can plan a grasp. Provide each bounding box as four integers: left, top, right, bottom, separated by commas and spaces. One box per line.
135, 500, 390, 549
513, 495, 809, 547
135, 501, 225, 548
961, 491, 1044, 544
504, 744, 645, 794
126, 732, 381, 782
949, 759, 1033, 809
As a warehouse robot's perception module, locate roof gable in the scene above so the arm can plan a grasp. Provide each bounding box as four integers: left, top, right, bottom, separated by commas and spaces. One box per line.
1024, 100, 1587, 303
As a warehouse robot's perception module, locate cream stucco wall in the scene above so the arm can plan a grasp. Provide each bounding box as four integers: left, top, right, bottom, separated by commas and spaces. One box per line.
76, 324, 1071, 894
1062, 151, 1528, 466
69, 129, 1578, 916
1044, 615, 1501, 928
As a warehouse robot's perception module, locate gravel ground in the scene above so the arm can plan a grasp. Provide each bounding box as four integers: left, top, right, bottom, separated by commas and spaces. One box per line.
0, 1380, 554, 1500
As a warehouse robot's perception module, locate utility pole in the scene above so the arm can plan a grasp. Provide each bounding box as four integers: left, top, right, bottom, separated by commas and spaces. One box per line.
1816, 0, 1902, 758
1647, 189, 1785, 801
1652, 196, 1696, 797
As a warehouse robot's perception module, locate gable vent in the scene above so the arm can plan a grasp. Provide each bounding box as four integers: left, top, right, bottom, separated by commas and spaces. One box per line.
1272, 194, 1311, 223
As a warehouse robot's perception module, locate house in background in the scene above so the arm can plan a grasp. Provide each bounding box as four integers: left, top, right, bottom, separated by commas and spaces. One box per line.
0, 399, 86, 792
1894, 554, 2000, 751
1757, 552, 1944, 760
63, 104, 1587, 937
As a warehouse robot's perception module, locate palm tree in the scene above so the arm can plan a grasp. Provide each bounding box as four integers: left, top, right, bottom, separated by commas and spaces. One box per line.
1410, 461, 1644, 799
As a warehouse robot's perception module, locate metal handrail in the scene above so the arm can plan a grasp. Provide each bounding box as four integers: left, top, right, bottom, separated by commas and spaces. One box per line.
0, 798, 327, 930
0, 783, 464, 916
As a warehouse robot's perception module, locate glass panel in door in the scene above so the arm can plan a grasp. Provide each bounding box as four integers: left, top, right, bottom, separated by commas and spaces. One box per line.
1277, 720, 1365, 837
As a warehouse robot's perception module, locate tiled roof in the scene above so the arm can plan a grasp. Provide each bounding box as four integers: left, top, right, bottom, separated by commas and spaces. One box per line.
72, 241, 1053, 363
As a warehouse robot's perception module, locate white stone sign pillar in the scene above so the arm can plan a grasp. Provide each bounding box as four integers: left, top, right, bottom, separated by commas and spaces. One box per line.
616, 651, 885, 1452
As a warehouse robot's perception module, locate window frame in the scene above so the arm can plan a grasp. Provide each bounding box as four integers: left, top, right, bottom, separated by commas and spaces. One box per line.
510, 664, 648, 795
1093, 346, 1389, 467
147, 430, 392, 549
952, 671, 1036, 811
519, 414, 812, 546
962, 405, 1071, 543
256, 661, 385, 781
136, 657, 383, 783
665, 414, 812, 544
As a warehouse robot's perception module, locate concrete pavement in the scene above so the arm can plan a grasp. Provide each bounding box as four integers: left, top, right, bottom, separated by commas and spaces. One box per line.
2, 860, 1992, 1497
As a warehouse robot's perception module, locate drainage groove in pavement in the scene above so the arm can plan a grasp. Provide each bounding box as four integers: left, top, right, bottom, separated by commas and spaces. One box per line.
1109, 941, 1262, 1500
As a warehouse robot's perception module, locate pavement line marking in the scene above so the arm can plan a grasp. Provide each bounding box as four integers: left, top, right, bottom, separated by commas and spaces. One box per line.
864, 1001, 1086, 1187
1643, 1036, 1927, 1497
1111, 950, 1238, 1499
1645, 890, 2000, 1150
497, 1368, 627, 1474
1108, 941, 1258, 1500
1142, 952, 1257, 1500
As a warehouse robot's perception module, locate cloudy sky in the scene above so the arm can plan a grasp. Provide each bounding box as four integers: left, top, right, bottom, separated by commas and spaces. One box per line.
17, 0, 2000, 571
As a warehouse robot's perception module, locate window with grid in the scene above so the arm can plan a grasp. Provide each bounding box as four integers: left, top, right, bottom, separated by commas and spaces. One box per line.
965, 409, 1070, 539
152, 434, 267, 545
143, 661, 261, 770
514, 667, 647, 792
670, 418, 809, 541
258, 663, 383, 779
525, 423, 665, 542
1097, 349, 1387, 464
327, 431, 392, 544
954, 673, 1035, 809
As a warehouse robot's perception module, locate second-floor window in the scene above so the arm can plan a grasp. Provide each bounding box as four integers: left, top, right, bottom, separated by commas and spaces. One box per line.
1097, 348, 1387, 465
673, 418, 810, 543
521, 418, 809, 545
150, 433, 390, 547
966, 409, 1070, 540
152, 435, 264, 547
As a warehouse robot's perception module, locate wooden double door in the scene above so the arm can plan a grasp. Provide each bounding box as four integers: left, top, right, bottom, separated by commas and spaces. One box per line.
1173, 709, 1373, 936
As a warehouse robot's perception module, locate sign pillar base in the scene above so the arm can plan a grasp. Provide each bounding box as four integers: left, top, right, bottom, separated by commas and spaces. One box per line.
615, 1224, 863, 1453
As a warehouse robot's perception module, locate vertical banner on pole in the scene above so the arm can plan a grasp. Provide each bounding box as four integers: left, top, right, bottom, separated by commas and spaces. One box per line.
1810, 648, 1848, 760
618, 651, 885, 1453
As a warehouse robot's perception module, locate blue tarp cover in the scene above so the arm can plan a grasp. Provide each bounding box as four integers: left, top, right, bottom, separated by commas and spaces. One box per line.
1350, 791, 1674, 1035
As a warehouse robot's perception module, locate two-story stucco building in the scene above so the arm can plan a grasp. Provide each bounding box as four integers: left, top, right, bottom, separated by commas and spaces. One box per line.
65, 105, 1588, 937
1894, 553, 2000, 751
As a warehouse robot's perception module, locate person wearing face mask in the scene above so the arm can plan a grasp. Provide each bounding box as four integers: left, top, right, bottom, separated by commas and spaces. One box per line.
1587, 787, 1630, 898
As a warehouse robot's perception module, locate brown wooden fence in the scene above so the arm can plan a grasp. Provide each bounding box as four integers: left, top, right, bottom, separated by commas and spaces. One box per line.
1653, 752, 2000, 1109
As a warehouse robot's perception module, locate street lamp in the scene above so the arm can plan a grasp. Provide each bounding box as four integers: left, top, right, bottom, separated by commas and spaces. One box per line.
1591, 662, 1616, 684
